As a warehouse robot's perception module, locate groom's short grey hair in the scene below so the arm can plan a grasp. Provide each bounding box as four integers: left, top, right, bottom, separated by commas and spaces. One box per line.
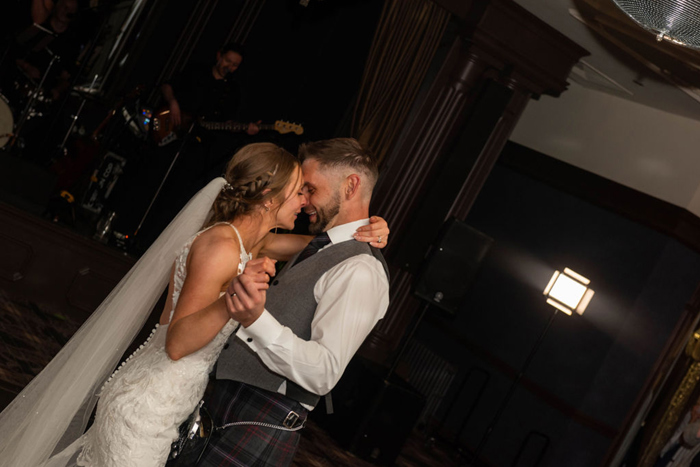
298, 138, 378, 197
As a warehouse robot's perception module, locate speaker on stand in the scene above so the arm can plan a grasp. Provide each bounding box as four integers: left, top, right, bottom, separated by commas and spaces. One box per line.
413, 217, 494, 316
380, 217, 494, 419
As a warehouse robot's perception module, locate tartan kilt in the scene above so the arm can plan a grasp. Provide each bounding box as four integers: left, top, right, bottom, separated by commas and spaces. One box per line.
182, 379, 308, 467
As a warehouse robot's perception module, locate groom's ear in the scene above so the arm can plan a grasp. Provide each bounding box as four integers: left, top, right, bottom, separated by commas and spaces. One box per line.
344, 174, 361, 200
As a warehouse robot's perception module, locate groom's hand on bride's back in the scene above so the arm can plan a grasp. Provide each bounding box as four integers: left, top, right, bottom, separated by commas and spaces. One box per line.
224, 257, 274, 327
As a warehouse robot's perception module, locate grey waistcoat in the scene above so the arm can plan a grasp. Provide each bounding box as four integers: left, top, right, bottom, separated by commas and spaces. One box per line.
216, 239, 389, 407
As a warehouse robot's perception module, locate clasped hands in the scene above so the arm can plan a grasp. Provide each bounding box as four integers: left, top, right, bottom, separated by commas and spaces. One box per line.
225, 257, 275, 328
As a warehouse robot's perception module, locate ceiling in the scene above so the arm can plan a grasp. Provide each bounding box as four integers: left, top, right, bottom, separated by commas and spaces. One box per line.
514, 0, 700, 122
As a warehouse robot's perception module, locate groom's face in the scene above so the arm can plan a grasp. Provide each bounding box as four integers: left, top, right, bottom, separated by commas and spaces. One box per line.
302, 158, 341, 234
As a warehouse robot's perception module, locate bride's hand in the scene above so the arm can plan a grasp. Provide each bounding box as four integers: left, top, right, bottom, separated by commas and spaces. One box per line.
353, 216, 389, 249
224, 257, 276, 326
225, 273, 268, 327
241, 257, 276, 281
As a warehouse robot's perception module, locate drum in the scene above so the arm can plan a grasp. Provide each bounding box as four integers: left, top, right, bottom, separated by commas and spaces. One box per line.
0, 95, 13, 147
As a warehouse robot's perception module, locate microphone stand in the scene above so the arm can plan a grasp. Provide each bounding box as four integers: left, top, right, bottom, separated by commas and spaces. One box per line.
46, 5, 111, 155
10, 49, 59, 149
134, 122, 196, 238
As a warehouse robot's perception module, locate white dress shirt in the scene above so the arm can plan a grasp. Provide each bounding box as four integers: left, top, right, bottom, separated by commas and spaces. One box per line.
236, 219, 390, 400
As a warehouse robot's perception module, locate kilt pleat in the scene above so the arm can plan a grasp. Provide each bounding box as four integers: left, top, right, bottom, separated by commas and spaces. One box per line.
196, 380, 308, 467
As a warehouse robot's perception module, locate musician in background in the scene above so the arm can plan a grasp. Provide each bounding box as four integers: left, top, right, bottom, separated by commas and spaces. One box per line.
111, 42, 261, 253
159, 41, 260, 183
161, 42, 258, 135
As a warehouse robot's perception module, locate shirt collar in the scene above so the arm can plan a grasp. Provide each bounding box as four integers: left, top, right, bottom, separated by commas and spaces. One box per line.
325, 219, 370, 245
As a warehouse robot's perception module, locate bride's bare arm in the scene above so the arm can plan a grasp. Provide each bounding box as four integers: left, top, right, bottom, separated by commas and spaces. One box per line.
253, 233, 310, 261
255, 216, 391, 261
165, 231, 241, 360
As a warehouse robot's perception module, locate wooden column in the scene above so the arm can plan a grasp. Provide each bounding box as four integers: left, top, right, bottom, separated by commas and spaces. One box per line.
359, 0, 589, 364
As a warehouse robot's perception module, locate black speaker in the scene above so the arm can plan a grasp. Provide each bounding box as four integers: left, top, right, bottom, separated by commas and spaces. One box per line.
413, 217, 493, 315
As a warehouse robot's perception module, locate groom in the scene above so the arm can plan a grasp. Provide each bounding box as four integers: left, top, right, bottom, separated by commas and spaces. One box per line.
185, 137, 390, 466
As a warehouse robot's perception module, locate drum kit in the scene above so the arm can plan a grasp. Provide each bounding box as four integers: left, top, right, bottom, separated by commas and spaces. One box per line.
0, 75, 50, 151
0, 47, 59, 153
0, 95, 13, 148
0, 12, 159, 251
0, 41, 130, 234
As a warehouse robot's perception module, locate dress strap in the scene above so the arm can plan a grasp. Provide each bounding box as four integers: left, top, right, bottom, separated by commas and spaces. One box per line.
227, 224, 248, 258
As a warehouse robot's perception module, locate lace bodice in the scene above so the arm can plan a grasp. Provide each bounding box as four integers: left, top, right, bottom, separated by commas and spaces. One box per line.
76, 223, 250, 467
170, 222, 252, 322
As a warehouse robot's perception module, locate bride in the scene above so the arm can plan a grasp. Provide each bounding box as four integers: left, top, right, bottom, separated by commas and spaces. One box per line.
0, 143, 388, 467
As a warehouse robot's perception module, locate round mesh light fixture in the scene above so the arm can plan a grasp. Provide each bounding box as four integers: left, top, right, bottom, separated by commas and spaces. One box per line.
611, 0, 700, 49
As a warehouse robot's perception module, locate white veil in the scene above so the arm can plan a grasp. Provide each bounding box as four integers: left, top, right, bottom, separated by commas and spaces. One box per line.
0, 177, 226, 467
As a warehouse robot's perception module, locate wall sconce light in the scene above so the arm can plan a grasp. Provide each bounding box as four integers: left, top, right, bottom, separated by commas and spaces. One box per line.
544, 268, 595, 316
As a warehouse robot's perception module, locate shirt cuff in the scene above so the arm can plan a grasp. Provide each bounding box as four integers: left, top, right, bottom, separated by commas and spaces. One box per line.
236, 309, 284, 352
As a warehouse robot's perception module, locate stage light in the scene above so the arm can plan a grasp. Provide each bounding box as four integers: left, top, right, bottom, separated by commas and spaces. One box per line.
544, 268, 595, 316
470, 267, 594, 464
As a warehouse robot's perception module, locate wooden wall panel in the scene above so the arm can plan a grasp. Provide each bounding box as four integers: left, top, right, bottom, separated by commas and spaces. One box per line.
0, 203, 136, 322
0, 234, 32, 282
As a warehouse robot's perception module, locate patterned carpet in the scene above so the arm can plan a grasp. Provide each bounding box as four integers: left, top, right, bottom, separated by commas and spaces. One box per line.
0, 287, 462, 466
0, 288, 81, 395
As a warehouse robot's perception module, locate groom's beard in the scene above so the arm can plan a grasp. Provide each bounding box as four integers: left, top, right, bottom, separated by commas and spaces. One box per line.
308, 192, 341, 234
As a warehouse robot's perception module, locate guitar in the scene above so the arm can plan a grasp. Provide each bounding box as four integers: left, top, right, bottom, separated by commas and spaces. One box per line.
151, 108, 304, 147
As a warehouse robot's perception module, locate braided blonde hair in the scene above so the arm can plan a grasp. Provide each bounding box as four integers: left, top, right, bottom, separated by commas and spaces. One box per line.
206, 143, 299, 226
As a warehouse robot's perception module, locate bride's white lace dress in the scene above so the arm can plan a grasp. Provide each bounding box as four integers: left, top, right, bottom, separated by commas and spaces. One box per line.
75, 223, 249, 467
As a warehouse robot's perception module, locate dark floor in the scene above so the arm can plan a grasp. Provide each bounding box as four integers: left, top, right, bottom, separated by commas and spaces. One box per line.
0, 287, 468, 466
293, 418, 466, 467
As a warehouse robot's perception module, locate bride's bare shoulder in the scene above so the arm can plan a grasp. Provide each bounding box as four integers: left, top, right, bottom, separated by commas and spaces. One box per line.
187, 225, 240, 265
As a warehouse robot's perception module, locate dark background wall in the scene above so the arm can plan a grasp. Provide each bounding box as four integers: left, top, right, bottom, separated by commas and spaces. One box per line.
413, 142, 700, 465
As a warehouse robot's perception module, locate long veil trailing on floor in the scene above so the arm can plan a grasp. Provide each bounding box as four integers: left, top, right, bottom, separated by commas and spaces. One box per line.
0, 177, 226, 467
